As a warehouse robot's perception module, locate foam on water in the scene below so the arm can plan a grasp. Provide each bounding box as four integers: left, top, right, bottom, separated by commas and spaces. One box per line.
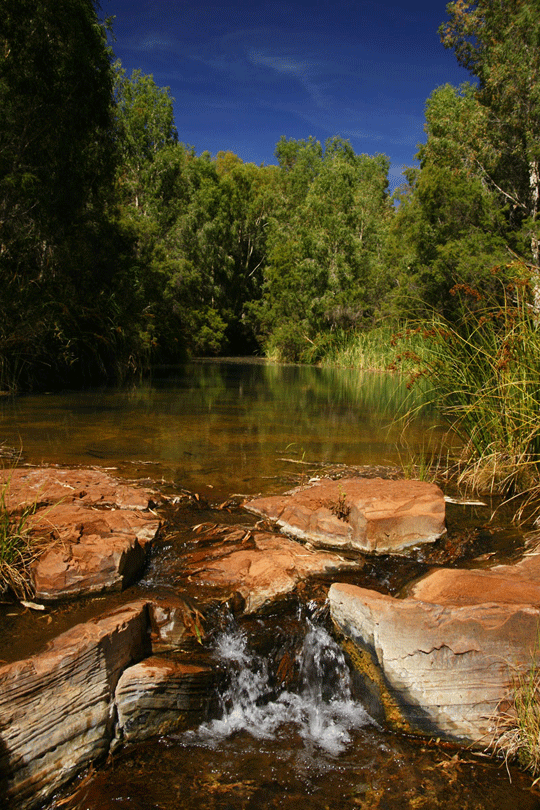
186, 615, 373, 756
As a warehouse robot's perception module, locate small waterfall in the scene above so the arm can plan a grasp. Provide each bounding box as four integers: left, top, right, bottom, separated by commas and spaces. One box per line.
184, 608, 373, 756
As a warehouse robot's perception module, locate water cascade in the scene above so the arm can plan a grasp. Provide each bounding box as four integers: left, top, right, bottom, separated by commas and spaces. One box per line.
185, 608, 373, 756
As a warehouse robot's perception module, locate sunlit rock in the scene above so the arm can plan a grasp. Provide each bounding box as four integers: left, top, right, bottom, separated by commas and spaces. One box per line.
0, 601, 151, 810
0, 466, 161, 601
30, 502, 159, 600
329, 566, 540, 744
0, 466, 156, 511
114, 656, 215, 745
246, 477, 446, 554
178, 527, 361, 613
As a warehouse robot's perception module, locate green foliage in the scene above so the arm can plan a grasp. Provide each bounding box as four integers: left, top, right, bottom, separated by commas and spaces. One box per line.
386, 84, 512, 320
440, 0, 540, 275
0, 0, 148, 390
252, 137, 391, 360
0, 477, 43, 600
401, 264, 540, 507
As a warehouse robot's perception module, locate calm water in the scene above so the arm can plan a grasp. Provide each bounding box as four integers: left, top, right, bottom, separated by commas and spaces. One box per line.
0, 359, 439, 502
1, 361, 536, 810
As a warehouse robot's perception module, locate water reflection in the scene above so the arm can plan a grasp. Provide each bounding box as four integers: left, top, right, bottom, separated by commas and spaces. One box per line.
0, 360, 440, 500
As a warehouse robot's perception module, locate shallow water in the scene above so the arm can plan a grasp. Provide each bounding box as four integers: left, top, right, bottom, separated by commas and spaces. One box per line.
0, 359, 440, 501
0, 360, 536, 809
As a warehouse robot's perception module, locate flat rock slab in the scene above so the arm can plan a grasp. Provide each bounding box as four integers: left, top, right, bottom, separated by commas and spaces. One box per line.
246, 477, 446, 554
329, 544, 540, 745
0, 467, 161, 601
0, 467, 154, 511
410, 547, 540, 606
178, 525, 361, 613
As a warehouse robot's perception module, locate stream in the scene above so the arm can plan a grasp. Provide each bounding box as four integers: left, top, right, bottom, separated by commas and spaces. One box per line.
1, 360, 539, 809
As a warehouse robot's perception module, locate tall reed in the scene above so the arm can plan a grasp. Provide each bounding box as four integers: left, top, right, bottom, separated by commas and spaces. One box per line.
400, 267, 540, 506
315, 325, 426, 372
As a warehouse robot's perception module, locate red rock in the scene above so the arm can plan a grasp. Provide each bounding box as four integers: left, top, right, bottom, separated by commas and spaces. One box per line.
0, 467, 155, 511
246, 477, 446, 553
179, 528, 361, 613
0, 601, 151, 810
329, 545, 540, 745
0, 467, 161, 601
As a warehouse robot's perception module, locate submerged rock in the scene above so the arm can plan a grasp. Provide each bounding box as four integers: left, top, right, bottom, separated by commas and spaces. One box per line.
329, 547, 540, 744
246, 477, 446, 554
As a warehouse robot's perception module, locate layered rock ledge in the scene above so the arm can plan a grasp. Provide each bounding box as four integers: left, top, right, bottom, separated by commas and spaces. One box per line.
0, 467, 161, 601
0, 600, 215, 810
246, 477, 446, 554
329, 546, 540, 744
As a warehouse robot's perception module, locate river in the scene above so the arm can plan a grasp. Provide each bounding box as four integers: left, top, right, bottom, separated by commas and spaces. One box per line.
1, 360, 538, 810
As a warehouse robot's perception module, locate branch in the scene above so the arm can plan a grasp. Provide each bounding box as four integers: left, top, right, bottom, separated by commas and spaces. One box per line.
474, 159, 527, 211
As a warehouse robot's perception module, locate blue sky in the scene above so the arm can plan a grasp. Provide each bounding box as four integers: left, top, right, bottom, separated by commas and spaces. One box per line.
104, 0, 471, 191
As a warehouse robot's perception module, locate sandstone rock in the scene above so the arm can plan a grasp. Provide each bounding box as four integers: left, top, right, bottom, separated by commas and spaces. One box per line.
0, 467, 161, 601
179, 528, 361, 613
114, 656, 215, 744
246, 477, 446, 554
30, 502, 160, 601
409, 548, 540, 606
0, 601, 151, 810
329, 580, 540, 744
0, 467, 156, 511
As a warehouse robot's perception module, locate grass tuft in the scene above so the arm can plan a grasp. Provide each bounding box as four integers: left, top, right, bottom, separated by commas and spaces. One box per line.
0, 475, 48, 601
397, 265, 540, 513
489, 658, 540, 780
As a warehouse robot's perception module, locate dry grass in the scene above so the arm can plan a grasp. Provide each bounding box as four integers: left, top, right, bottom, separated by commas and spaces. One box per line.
489, 664, 540, 780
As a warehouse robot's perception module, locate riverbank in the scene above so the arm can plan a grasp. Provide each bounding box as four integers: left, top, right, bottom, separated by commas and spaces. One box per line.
1, 463, 540, 810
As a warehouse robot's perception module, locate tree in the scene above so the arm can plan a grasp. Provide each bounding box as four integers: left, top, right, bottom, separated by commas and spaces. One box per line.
252, 137, 391, 360
0, 0, 128, 388
113, 64, 178, 210
386, 83, 510, 319
440, 0, 540, 302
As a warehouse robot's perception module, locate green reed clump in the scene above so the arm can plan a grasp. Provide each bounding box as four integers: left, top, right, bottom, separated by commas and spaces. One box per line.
317, 325, 426, 372
401, 266, 540, 507
0, 480, 44, 601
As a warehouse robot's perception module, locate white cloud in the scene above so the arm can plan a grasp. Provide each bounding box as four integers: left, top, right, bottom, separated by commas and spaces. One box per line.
247, 48, 328, 108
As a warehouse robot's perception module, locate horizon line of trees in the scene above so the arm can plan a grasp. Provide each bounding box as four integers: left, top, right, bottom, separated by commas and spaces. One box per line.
1, 0, 539, 390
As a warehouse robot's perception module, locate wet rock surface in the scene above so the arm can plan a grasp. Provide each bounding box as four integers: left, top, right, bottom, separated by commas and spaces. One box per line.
0, 601, 152, 810
0, 467, 161, 601
1, 464, 537, 809
114, 656, 215, 745
246, 477, 446, 554
176, 524, 362, 613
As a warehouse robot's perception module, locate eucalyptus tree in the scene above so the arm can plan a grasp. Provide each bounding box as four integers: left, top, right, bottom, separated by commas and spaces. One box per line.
254, 137, 391, 360
386, 82, 510, 319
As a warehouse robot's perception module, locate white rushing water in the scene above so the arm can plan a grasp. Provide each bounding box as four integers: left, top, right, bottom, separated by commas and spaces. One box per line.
184, 613, 373, 756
